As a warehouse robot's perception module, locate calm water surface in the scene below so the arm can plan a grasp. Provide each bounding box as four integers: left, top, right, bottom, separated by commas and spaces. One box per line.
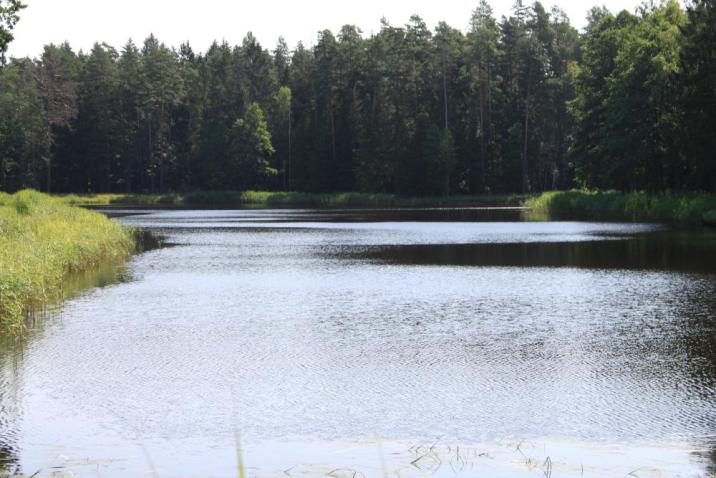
1, 208, 715, 477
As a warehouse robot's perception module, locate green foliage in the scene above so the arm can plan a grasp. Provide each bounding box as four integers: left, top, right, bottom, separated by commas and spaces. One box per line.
0, 58, 49, 191
679, 0, 716, 191
524, 190, 716, 224
0, 1, 714, 197
0, 0, 24, 63
0, 190, 134, 330
572, 1, 687, 191
229, 102, 277, 189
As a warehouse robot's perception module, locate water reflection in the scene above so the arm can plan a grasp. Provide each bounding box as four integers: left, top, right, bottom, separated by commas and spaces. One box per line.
355, 230, 716, 273
0, 339, 21, 475
0, 210, 715, 477
98, 206, 527, 223
0, 257, 134, 476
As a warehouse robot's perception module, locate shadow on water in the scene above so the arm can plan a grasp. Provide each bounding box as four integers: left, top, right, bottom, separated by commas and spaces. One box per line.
305, 207, 526, 223
133, 228, 165, 253
354, 230, 716, 274
683, 287, 716, 474
102, 206, 527, 223
0, 333, 25, 474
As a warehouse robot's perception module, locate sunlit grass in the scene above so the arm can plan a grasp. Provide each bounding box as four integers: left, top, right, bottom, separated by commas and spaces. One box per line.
524, 190, 716, 224
0, 190, 134, 331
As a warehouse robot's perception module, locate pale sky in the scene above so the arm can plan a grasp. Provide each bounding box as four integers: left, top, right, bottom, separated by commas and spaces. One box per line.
9, 0, 651, 59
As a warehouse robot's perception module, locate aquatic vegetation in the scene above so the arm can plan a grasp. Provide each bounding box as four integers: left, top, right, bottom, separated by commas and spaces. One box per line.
524, 190, 716, 224
0, 190, 134, 330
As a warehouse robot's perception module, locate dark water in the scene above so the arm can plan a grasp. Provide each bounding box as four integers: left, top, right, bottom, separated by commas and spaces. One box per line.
1, 208, 715, 477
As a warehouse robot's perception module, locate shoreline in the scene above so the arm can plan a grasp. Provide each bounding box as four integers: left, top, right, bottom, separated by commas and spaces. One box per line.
56, 189, 716, 226
524, 191, 716, 226
56, 191, 529, 209
0, 190, 135, 331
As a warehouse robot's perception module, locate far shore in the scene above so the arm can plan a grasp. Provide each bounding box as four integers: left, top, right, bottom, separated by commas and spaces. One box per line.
56, 190, 716, 226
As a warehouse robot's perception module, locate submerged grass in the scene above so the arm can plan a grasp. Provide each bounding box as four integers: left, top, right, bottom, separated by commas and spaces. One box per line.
58, 191, 528, 209
524, 190, 716, 225
0, 190, 134, 331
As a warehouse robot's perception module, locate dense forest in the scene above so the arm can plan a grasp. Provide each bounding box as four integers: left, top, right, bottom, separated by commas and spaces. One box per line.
0, 0, 714, 195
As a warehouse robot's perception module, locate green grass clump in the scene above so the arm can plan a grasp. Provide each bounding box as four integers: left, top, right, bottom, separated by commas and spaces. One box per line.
524, 190, 716, 224
0, 190, 134, 331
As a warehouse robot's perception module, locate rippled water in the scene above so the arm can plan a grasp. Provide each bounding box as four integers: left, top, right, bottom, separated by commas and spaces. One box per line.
1, 208, 715, 477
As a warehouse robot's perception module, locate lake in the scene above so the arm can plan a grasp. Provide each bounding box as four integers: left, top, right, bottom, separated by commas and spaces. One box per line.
1, 208, 715, 477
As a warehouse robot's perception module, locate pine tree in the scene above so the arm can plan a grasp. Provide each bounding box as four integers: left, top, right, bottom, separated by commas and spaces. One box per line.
0, 0, 24, 64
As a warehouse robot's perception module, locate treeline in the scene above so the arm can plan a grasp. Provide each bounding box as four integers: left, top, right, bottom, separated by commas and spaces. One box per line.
0, 0, 714, 195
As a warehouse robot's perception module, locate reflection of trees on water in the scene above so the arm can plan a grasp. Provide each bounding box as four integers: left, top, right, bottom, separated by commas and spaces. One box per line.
363, 232, 716, 273
0, 337, 23, 475
700, 447, 716, 477
0, 444, 19, 476
680, 281, 716, 476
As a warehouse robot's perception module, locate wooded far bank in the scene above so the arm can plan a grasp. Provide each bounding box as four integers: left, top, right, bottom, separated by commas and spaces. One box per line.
0, 0, 714, 196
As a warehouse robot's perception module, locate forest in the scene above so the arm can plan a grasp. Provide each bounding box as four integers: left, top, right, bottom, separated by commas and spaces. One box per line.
0, 0, 714, 196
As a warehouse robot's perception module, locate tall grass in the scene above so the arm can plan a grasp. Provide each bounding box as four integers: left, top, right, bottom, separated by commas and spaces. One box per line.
58, 191, 528, 208
524, 190, 716, 224
0, 190, 134, 331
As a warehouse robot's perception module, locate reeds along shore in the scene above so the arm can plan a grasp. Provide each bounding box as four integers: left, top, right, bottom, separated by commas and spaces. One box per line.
524, 191, 716, 225
0, 190, 134, 330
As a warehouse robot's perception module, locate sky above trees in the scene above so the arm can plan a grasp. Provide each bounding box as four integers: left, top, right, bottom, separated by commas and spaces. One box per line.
9, 0, 660, 58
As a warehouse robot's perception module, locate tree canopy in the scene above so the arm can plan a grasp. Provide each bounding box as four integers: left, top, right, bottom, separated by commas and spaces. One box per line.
0, 0, 24, 64
0, 0, 714, 195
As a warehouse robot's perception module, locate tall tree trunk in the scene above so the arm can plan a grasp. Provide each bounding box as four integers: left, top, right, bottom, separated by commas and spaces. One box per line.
159, 103, 166, 193
1, 156, 6, 191
522, 81, 531, 194
330, 108, 336, 189
478, 73, 486, 190
46, 156, 51, 193
148, 116, 153, 193
286, 106, 292, 191
443, 54, 450, 196
443, 58, 449, 131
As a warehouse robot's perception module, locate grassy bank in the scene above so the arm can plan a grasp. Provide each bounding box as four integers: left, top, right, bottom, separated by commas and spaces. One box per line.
0, 190, 135, 331
525, 190, 716, 225
58, 191, 528, 209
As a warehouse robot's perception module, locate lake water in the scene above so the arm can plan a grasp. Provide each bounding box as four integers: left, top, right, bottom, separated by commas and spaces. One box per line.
1, 208, 715, 477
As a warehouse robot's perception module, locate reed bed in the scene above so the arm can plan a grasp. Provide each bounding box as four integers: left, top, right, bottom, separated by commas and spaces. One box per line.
0, 190, 134, 331
524, 190, 716, 225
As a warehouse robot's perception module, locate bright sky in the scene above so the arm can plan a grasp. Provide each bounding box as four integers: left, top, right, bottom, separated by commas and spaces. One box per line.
9, 0, 650, 59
